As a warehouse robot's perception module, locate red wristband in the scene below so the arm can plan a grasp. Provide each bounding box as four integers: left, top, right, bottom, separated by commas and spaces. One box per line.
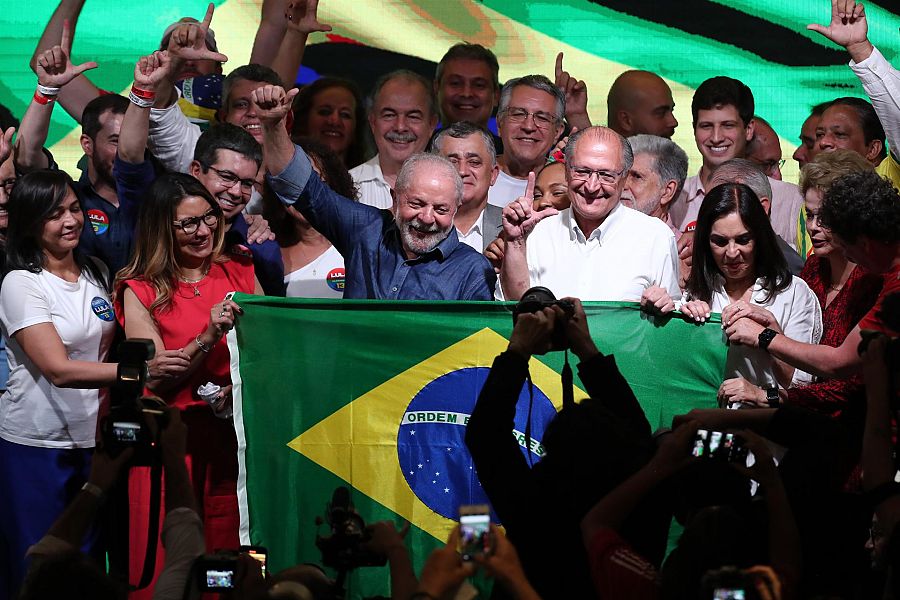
33, 91, 53, 105
131, 85, 156, 100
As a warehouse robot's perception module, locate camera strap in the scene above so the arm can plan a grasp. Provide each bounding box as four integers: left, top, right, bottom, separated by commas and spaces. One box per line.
132, 462, 164, 590
524, 370, 535, 467
523, 350, 575, 467
562, 350, 574, 409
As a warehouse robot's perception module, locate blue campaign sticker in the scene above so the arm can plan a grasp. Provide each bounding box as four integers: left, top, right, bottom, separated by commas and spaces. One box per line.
90, 296, 115, 322
396, 367, 556, 522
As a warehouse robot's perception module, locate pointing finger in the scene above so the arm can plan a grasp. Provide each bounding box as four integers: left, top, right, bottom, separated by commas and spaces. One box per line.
555, 52, 564, 79
201, 2, 216, 29
61, 19, 72, 53
73, 61, 98, 76
524, 170, 536, 200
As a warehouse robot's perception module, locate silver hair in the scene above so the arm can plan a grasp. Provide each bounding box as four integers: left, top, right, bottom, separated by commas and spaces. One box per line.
395, 153, 464, 206
430, 121, 497, 166
709, 158, 772, 201
627, 134, 689, 198
367, 69, 438, 119
563, 126, 634, 173
497, 75, 565, 123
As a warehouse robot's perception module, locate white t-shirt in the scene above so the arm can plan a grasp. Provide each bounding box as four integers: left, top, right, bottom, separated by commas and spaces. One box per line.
497, 203, 680, 301
284, 245, 346, 299
0, 269, 116, 448
694, 276, 822, 389
487, 169, 528, 208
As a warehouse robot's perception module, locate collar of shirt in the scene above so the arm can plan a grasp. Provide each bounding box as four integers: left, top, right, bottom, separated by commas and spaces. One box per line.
685, 172, 707, 204
354, 155, 390, 188
456, 210, 484, 238
562, 202, 626, 245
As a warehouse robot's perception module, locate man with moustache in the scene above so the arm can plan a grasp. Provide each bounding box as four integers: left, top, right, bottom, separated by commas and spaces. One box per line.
488, 75, 566, 208
351, 70, 439, 209
431, 121, 502, 253
497, 126, 679, 301
256, 85, 495, 300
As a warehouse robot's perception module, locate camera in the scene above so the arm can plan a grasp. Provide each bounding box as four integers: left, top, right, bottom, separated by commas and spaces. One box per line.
701, 566, 761, 600
195, 551, 240, 592
691, 429, 749, 464
99, 339, 168, 466
316, 487, 386, 571
512, 286, 575, 350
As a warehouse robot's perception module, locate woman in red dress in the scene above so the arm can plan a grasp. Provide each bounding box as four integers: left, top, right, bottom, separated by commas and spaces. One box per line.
114, 173, 260, 585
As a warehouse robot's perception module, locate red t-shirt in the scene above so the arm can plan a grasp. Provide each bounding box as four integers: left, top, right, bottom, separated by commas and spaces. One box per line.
858, 264, 900, 336
115, 255, 255, 409
588, 528, 661, 600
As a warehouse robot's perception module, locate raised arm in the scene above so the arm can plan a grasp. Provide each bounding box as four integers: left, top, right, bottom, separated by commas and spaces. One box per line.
270, 0, 332, 89
119, 51, 172, 164
498, 172, 558, 301
806, 0, 873, 64
255, 84, 300, 174
16, 19, 97, 172
30, 0, 101, 122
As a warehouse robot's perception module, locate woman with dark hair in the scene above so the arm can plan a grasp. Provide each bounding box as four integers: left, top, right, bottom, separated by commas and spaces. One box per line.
114, 172, 260, 559
291, 77, 371, 168
0, 169, 117, 595
645, 183, 821, 403
263, 137, 354, 298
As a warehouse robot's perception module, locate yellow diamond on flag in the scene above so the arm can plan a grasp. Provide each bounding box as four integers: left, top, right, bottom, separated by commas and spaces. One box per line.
287, 327, 585, 541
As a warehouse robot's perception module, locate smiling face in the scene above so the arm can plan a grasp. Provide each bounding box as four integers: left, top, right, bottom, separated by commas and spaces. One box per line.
498, 85, 564, 171
436, 133, 498, 207
566, 133, 627, 230
40, 189, 83, 259
804, 187, 835, 258
436, 58, 498, 128
709, 211, 756, 286
221, 79, 269, 143
305, 86, 357, 159
173, 195, 219, 265
533, 162, 570, 211
393, 164, 458, 256
190, 149, 260, 221
694, 104, 753, 171
816, 104, 881, 164
368, 78, 437, 168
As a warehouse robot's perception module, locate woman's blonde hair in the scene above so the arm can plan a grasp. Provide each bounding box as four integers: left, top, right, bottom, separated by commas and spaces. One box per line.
115, 173, 227, 315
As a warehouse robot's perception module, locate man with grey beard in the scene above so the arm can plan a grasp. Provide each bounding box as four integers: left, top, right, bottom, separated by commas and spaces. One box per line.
351, 70, 439, 209
255, 82, 495, 299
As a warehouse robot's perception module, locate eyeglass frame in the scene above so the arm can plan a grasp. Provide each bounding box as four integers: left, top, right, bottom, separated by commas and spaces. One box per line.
173, 208, 220, 235
1, 177, 16, 194
567, 163, 627, 186
759, 158, 786, 174
499, 106, 560, 130
200, 162, 256, 194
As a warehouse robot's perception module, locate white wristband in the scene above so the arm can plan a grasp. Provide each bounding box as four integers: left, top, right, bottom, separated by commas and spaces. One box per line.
36, 84, 61, 97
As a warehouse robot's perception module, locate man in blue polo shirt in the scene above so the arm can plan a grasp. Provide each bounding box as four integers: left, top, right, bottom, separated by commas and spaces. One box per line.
256, 84, 495, 300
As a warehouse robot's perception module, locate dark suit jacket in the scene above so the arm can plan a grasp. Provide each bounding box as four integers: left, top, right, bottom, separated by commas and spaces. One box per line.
482, 203, 504, 252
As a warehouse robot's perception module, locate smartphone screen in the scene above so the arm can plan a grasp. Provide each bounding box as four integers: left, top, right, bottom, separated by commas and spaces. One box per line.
459, 509, 490, 561
713, 588, 746, 600
240, 546, 267, 577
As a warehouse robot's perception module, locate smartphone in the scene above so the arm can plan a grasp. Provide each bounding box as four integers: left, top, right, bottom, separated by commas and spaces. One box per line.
692, 429, 748, 463
458, 504, 491, 561
196, 557, 237, 591
241, 545, 268, 578
713, 588, 746, 600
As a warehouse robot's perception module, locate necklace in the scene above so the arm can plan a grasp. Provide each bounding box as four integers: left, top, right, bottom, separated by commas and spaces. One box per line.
178, 265, 210, 297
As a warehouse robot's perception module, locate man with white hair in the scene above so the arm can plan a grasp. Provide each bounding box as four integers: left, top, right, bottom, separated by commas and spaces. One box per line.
497, 126, 680, 301
254, 85, 495, 300
622, 134, 689, 237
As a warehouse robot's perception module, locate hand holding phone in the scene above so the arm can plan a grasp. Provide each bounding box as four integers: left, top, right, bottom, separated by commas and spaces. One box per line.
458, 504, 491, 561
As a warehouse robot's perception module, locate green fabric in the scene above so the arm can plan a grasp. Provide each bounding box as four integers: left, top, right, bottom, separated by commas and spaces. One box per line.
229, 296, 727, 598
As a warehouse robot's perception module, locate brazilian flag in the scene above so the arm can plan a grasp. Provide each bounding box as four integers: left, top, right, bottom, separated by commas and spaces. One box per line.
227, 296, 727, 597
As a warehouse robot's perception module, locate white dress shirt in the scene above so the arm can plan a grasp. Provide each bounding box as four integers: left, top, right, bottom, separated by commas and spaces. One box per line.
496, 203, 680, 301
350, 155, 394, 209
456, 210, 485, 252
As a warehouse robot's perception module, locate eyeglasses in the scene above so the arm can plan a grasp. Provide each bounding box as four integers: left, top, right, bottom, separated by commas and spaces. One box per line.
500, 107, 559, 130
173, 209, 219, 234
1, 178, 16, 193
202, 163, 256, 193
759, 159, 785, 174
567, 164, 625, 185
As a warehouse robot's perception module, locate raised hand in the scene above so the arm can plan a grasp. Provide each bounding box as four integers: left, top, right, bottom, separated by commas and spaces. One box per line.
807, 0, 872, 59
167, 4, 229, 65
285, 0, 333, 34
250, 84, 300, 127
133, 51, 173, 91
35, 19, 98, 89
501, 172, 558, 244
554, 52, 588, 123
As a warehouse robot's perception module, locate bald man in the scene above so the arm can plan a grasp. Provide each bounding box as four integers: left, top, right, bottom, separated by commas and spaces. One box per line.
607, 70, 678, 139
746, 116, 784, 181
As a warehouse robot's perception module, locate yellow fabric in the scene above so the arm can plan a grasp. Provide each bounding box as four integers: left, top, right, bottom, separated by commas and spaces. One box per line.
796, 204, 813, 260
877, 152, 900, 190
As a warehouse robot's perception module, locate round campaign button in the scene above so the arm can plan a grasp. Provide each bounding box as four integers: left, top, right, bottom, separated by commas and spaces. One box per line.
90, 296, 115, 322
87, 209, 109, 235
326, 268, 345, 292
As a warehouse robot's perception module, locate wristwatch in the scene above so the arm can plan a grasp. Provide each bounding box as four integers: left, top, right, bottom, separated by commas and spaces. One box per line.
758, 327, 778, 351
764, 385, 780, 407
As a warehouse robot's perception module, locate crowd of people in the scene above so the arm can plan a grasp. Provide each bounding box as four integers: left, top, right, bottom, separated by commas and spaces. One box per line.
0, 0, 898, 598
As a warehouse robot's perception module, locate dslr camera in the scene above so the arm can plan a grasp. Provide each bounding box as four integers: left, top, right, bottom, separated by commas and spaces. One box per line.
316, 487, 386, 571
99, 339, 168, 466
512, 286, 575, 350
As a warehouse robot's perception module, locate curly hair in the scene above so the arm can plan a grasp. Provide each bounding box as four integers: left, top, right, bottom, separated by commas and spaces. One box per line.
819, 171, 900, 244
